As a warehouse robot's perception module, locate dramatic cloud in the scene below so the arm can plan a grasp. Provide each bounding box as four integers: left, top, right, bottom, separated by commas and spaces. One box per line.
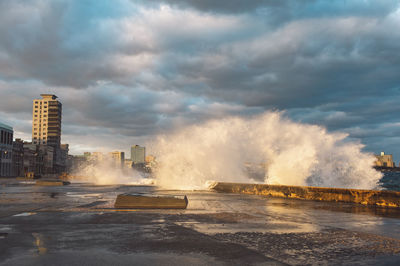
0, 0, 399, 160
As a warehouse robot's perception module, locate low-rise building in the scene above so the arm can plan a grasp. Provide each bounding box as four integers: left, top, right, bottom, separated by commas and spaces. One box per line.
68, 155, 88, 173
39, 145, 54, 175
375, 152, 394, 168
0, 122, 13, 177
57, 144, 69, 173
124, 159, 133, 168
23, 143, 42, 176
109, 151, 125, 167
91, 152, 104, 162
12, 139, 24, 177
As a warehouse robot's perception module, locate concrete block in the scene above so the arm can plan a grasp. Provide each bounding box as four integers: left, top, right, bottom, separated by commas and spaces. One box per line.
35, 180, 71, 186
114, 193, 188, 209
211, 182, 400, 208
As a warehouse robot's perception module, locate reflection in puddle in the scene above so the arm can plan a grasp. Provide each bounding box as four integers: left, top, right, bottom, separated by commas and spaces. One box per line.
32, 233, 47, 255
177, 220, 319, 235
13, 212, 36, 217
66, 192, 102, 198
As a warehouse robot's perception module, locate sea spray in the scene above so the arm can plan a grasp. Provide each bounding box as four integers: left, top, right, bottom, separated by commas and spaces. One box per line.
72, 155, 153, 185
151, 111, 382, 190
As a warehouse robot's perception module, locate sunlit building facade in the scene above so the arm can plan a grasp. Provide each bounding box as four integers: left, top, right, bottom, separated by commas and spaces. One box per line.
375, 151, 395, 168
109, 151, 125, 167
32, 94, 62, 147
131, 145, 145, 164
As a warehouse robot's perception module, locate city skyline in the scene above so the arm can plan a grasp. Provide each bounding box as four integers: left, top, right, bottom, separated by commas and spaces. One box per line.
0, 0, 399, 159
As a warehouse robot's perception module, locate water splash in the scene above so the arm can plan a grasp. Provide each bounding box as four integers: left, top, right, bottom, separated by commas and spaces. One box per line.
72, 156, 153, 185
151, 112, 382, 190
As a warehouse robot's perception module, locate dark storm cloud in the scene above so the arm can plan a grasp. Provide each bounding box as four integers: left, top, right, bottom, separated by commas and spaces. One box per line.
145, 0, 279, 14
0, 0, 399, 158
146, 0, 398, 17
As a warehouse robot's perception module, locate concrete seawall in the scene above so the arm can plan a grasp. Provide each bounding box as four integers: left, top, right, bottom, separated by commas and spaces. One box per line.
211, 182, 400, 208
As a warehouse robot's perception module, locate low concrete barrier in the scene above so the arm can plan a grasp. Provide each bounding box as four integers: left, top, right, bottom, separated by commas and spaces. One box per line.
115, 193, 188, 209
211, 182, 400, 208
35, 180, 71, 186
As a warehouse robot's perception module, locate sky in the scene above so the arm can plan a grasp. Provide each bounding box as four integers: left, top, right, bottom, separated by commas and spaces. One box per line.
0, 0, 399, 161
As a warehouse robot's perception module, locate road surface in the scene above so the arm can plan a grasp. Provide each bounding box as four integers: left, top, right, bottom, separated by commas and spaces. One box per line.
1, 179, 400, 265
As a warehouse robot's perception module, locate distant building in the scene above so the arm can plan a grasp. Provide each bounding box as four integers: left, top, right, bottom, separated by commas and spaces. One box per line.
124, 159, 133, 169
12, 139, 24, 177
23, 143, 43, 176
32, 94, 62, 147
91, 152, 104, 162
67, 154, 88, 173
38, 145, 54, 175
68, 155, 88, 172
131, 145, 145, 164
145, 155, 155, 163
0, 122, 13, 177
109, 151, 125, 167
375, 152, 394, 168
58, 144, 69, 172
145, 155, 156, 171
31, 94, 67, 174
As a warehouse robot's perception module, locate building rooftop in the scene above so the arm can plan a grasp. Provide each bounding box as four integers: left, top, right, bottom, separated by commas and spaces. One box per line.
0, 122, 13, 131
40, 94, 58, 100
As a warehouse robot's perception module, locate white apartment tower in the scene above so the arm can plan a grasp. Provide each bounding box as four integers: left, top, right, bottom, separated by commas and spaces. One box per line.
131, 145, 145, 164
32, 94, 62, 147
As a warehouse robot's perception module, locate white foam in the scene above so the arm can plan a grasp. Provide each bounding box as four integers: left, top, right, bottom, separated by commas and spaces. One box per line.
151, 111, 382, 190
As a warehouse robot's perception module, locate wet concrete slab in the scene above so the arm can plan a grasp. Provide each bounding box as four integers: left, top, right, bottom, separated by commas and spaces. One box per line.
1, 178, 400, 265
114, 193, 188, 209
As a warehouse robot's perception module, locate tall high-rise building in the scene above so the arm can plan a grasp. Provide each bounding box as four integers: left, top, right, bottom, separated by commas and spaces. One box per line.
131, 145, 145, 164
32, 94, 62, 147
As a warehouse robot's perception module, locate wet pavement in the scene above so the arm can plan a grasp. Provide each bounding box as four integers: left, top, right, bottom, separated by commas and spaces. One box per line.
1, 179, 400, 265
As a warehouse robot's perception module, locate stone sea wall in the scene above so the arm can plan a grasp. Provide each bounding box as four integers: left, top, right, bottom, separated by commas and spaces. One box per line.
211, 182, 400, 208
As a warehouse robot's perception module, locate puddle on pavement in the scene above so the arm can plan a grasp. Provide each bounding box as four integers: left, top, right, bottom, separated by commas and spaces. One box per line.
177, 220, 319, 234
0, 225, 13, 231
13, 212, 37, 217
66, 192, 102, 198
77, 201, 108, 208
150, 219, 166, 223
32, 233, 47, 255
